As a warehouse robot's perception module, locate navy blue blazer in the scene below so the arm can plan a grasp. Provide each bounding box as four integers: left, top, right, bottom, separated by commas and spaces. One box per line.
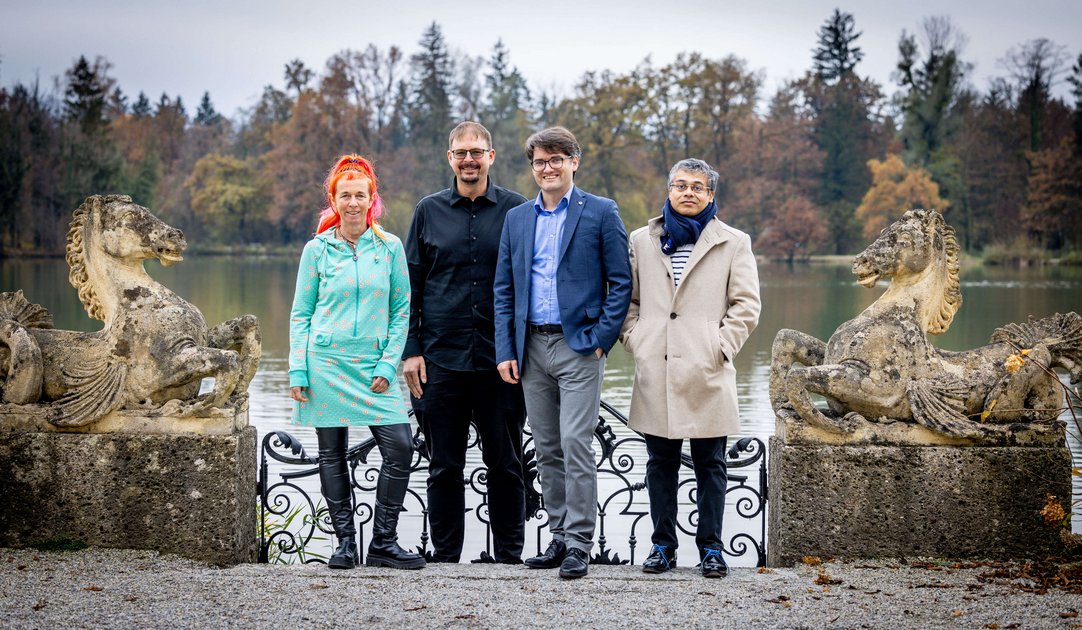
494, 186, 632, 364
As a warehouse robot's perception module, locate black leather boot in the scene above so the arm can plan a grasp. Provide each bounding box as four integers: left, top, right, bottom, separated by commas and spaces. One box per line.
366, 502, 426, 569
325, 495, 358, 569
317, 428, 357, 570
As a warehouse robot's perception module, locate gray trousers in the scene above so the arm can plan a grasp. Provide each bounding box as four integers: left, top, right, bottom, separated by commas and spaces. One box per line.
521, 331, 604, 553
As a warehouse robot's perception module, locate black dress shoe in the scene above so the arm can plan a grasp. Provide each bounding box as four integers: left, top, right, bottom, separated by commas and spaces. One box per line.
642, 544, 676, 574
558, 548, 590, 579
524, 540, 567, 569
700, 548, 729, 578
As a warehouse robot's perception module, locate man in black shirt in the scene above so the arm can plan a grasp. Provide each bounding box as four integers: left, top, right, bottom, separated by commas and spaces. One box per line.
404, 121, 528, 564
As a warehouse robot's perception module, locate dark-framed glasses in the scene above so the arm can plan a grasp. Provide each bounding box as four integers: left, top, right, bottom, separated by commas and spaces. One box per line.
451, 148, 490, 160
531, 155, 571, 171
669, 182, 710, 195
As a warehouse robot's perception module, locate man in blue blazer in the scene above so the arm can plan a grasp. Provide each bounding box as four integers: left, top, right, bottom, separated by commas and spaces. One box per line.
494, 126, 632, 579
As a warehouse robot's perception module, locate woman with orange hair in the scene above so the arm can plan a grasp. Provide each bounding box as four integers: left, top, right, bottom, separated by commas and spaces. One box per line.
289, 154, 424, 570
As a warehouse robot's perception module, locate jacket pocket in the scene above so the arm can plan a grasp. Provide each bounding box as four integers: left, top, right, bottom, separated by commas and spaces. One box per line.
707, 320, 723, 369
585, 306, 600, 319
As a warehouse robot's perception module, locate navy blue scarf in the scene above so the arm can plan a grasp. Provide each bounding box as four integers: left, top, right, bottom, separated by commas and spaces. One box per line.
660, 199, 718, 254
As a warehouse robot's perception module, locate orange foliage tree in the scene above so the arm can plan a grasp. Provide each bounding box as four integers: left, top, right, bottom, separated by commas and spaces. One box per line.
855, 154, 948, 239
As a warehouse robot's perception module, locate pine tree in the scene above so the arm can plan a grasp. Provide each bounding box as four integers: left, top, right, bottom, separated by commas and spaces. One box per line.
805, 10, 883, 253
409, 22, 455, 191
1003, 38, 1069, 152
481, 40, 531, 185
64, 55, 112, 134
132, 91, 152, 118
1070, 53, 1082, 155
812, 9, 864, 83
195, 91, 222, 126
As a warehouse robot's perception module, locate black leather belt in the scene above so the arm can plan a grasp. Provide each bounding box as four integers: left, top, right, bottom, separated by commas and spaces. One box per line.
527, 323, 562, 334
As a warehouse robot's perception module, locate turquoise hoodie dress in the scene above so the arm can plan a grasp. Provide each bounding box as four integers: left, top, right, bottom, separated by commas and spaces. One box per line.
288, 228, 411, 427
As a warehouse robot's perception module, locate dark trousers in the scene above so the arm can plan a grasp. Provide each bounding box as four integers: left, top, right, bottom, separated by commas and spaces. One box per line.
411, 363, 527, 562
644, 434, 728, 553
315, 423, 414, 522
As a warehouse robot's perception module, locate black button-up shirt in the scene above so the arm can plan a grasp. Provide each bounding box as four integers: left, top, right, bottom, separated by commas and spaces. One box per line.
404, 178, 527, 371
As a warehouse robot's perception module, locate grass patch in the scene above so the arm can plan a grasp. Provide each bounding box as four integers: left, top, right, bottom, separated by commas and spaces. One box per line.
980, 239, 1050, 266
30, 538, 89, 552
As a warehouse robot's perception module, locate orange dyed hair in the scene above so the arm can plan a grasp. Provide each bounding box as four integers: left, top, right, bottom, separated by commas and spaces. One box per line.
316, 154, 385, 238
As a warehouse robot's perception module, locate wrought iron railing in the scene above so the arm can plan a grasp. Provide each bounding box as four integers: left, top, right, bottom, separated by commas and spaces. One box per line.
258, 400, 767, 566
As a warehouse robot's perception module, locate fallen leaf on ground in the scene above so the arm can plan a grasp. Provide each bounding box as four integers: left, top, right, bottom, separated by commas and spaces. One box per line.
757, 567, 775, 574
766, 595, 790, 604
1061, 610, 1080, 619
814, 572, 842, 586
83, 585, 103, 592
32, 600, 45, 611
801, 556, 822, 566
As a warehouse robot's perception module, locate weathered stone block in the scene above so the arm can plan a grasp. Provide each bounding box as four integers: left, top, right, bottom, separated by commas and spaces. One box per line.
0, 404, 256, 566
767, 427, 1072, 566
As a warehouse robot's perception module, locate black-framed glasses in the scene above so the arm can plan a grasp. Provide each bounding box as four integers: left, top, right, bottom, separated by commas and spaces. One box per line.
531, 155, 571, 171
669, 182, 711, 195
451, 148, 490, 160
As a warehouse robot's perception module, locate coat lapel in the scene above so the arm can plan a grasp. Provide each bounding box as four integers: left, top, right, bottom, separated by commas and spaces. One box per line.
647, 216, 675, 287
557, 187, 586, 264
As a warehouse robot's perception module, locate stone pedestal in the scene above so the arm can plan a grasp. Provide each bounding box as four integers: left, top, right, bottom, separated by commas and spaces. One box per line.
767, 412, 1072, 566
0, 401, 257, 566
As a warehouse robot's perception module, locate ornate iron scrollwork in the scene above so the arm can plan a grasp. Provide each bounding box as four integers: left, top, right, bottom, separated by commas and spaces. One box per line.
259, 403, 768, 567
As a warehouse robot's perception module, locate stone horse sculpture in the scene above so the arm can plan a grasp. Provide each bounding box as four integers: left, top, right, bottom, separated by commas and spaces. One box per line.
770, 209, 1081, 439
0, 194, 261, 427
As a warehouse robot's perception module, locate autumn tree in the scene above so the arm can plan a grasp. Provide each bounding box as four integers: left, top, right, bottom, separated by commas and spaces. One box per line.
755, 196, 828, 263
954, 83, 1029, 249
186, 153, 270, 243
724, 83, 824, 240
1021, 137, 1082, 249
556, 67, 648, 221
856, 154, 948, 239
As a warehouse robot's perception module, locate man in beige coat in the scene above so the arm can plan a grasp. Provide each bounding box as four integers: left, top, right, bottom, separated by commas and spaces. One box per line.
620, 158, 760, 578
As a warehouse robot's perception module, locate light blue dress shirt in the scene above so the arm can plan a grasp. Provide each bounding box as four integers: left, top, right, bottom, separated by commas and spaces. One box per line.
528, 186, 574, 325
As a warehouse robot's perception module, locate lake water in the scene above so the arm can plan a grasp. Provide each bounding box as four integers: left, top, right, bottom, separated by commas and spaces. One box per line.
3, 256, 1080, 561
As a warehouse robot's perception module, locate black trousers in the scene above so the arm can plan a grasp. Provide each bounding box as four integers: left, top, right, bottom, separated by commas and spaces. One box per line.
315, 423, 414, 520
644, 434, 728, 553
411, 362, 527, 562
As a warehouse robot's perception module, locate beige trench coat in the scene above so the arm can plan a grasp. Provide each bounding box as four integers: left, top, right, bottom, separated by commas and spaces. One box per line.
619, 216, 761, 439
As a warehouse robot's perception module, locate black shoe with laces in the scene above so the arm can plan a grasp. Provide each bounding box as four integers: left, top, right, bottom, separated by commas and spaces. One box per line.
699, 548, 729, 578
558, 548, 590, 579
524, 540, 567, 569
642, 544, 676, 574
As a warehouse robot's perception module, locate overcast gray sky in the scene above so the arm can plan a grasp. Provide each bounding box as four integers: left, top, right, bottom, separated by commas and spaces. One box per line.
2, 0, 1079, 118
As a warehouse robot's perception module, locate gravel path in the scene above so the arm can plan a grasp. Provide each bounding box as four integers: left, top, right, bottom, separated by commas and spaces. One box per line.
2, 548, 1080, 629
